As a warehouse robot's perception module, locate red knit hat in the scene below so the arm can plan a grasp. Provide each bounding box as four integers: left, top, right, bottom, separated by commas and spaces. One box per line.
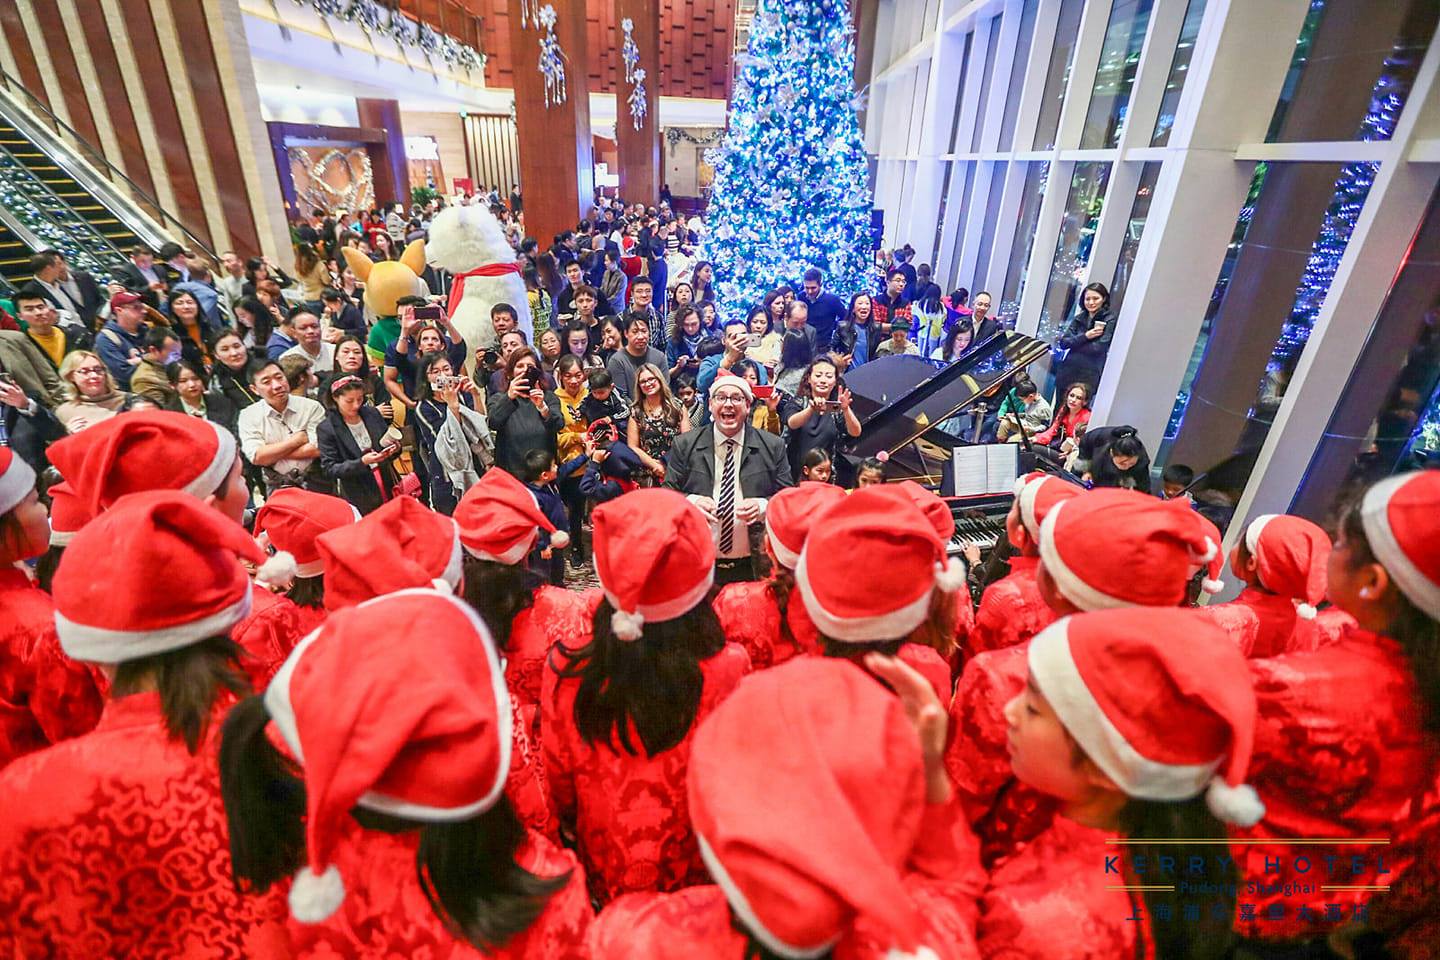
0, 447, 34, 517
264, 589, 512, 923
895, 480, 954, 541
1243, 514, 1330, 619
48, 410, 237, 515
1013, 471, 1082, 540
53, 490, 266, 663
689, 658, 935, 957
453, 468, 565, 563
46, 481, 88, 547
1027, 607, 1264, 826
252, 489, 360, 585
592, 488, 714, 640
766, 481, 846, 569
1039, 489, 1221, 610
796, 485, 965, 643
314, 496, 463, 612
1360, 470, 1440, 620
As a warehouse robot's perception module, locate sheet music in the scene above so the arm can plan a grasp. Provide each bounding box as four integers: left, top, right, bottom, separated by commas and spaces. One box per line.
951, 444, 1018, 496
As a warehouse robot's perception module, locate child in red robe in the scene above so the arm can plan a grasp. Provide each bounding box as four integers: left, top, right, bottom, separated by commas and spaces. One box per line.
586, 655, 984, 960
315, 494, 557, 842
0, 492, 292, 956
711, 480, 845, 668
1233, 472, 1440, 953
0, 455, 102, 770
220, 589, 591, 959
542, 489, 750, 904
1203, 512, 1331, 657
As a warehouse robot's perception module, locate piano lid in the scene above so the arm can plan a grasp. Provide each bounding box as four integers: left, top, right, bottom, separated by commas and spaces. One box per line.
847, 330, 1050, 462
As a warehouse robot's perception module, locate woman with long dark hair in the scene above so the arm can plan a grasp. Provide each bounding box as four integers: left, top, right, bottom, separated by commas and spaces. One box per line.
780, 356, 860, 485
0, 492, 290, 954
543, 490, 750, 905
166, 288, 214, 370
489, 349, 563, 477
690, 261, 715, 306
1033, 382, 1092, 450
219, 590, 593, 957
1001, 607, 1258, 960
772, 328, 813, 396
317, 373, 400, 514
413, 351, 486, 514
1054, 281, 1114, 393
369, 229, 399, 263
231, 296, 274, 359
666, 305, 705, 382
933, 319, 975, 362
168, 359, 238, 438
711, 481, 843, 669
830, 291, 880, 370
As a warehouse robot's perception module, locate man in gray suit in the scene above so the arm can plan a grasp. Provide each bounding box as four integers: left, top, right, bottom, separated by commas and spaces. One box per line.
664, 371, 793, 584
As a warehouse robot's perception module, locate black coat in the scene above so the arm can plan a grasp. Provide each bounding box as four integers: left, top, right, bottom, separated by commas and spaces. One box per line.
663, 423, 793, 502
2, 394, 64, 472
488, 390, 563, 475
317, 406, 397, 515
1056, 308, 1115, 385
165, 389, 241, 440
113, 262, 180, 307
830, 319, 882, 364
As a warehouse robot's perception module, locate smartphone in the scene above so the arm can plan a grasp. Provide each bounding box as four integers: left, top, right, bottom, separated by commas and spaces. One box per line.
814, 399, 839, 413
746, 333, 761, 349
412, 304, 443, 323
752, 384, 774, 400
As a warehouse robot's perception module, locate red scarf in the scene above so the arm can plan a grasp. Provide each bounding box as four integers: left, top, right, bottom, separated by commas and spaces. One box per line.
446, 262, 523, 318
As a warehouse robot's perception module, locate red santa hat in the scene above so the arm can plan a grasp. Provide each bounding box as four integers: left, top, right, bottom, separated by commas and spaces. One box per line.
48, 410, 237, 515
52, 490, 265, 663
1190, 511, 1227, 594
766, 481, 846, 569
796, 485, 964, 643
46, 481, 88, 548
894, 480, 955, 542
1360, 470, 1440, 620
453, 467, 566, 562
592, 488, 714, 640
710, 372, 753, 404
264, 589, 512, 923
1028, 607, 1264, 826
1012, 470, 1082, 540
252, 489, 361, 587
1243, 514, 1330, 619
1039, 490, 1223, 611
0, 447, 35, 517
689, 657, 938, 958
314, 496, 463, 612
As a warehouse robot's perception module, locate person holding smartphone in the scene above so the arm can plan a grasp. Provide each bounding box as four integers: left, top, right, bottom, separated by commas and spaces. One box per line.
488, 348, 563, 477
317, 374, 402, 514
665, 305, 707, 382
781, 356, 861, 486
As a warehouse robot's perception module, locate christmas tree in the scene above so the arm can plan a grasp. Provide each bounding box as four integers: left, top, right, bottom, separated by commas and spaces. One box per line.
701, 0, 873, 321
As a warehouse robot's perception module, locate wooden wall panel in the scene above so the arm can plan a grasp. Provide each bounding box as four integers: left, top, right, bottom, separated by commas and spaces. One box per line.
615, 0, 661, 203
482, 0, 735, 100
0, 4, 50, 108
165, 0, 259, 256
71, 0, 155, 197
28, 0, 100, 145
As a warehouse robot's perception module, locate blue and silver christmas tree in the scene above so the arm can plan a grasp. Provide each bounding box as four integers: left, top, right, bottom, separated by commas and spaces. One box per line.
701, 0, 873, 321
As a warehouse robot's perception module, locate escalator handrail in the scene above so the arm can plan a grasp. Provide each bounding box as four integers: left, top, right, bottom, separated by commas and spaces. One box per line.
0, 67, 219, 264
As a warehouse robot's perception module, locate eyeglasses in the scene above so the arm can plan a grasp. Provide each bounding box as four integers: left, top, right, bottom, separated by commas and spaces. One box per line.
75, 366, 107, 376
713, 392, 748, 405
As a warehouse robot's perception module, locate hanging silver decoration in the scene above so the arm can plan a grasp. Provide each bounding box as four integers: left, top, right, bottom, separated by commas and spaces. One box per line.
536, 5, 568, 108
621, 18, 640, 83
520, 0, 541, 30
628, 68, 648, 130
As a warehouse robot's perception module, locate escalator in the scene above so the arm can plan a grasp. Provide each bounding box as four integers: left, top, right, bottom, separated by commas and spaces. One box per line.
0, 68, 213, 295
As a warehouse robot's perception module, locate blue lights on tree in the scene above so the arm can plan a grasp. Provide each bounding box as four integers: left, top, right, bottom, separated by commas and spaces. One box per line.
700, 0, 873, 320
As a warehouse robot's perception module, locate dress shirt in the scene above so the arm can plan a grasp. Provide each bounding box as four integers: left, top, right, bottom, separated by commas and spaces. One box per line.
707, 424, 751, 560
36, 279, 82, 323
237, 395, 324, 476
280, 340, 336, 374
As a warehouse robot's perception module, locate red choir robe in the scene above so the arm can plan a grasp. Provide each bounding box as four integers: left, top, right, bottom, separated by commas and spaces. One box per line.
541, 642, 751, 905
945, 643, 1061, 867
506, 693, 560, 841
1200, 586, 1319, 659
585, 801, 985, 960
967, 557, 1057, 660
1233, 625, 1440, 941
0, 566, 103, 769
0, 691, 293, 957
712, 578, 820, 668
975, 817, 1135, 960
232, 586, 306, 690
506, 586, 600, 711
898, 642, 955, 709
290, 602, 328, 641
286, 819, 591, 960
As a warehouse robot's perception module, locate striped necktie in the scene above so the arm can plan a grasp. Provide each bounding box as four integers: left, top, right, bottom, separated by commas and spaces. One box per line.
717, 438, 738, 553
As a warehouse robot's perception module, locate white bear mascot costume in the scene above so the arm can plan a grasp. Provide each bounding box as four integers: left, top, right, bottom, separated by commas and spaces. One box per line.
426, 203, 534, 365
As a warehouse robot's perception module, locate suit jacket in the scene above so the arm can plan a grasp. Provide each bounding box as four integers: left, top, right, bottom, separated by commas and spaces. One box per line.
113, 262, 179, 308
967, 315, 1002, 348
2, 393, 64, 471
316, 406, 396, 515
663, 424, 793, 505
0, 331, 65, 407
56, 271, 104, 326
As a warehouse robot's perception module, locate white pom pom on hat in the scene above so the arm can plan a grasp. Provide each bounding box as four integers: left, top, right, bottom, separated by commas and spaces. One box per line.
1206, 777, 1266, 828
289, 865, 346, 923
256, 550, 299, 590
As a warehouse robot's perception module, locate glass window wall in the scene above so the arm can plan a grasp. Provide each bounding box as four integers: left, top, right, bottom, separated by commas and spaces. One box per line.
1151, 0, 1209, 146
1109, 162, 1162, 308
997, 0, 1041, 152
1037, 161, 1113, 341
1032, 0, 1086, 150
999, 162, 1048, 324
1080, 0, 1156, 149
947, 32, 976, 154
969, 15, 1003, 152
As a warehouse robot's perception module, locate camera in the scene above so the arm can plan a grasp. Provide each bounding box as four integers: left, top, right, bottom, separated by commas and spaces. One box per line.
433, 375, 463, 390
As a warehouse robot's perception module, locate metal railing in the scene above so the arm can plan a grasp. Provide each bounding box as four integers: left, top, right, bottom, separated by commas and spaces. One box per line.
0, 67, 218, 264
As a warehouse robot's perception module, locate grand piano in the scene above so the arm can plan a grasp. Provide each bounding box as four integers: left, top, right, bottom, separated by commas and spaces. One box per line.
842, 330, 1058, 555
